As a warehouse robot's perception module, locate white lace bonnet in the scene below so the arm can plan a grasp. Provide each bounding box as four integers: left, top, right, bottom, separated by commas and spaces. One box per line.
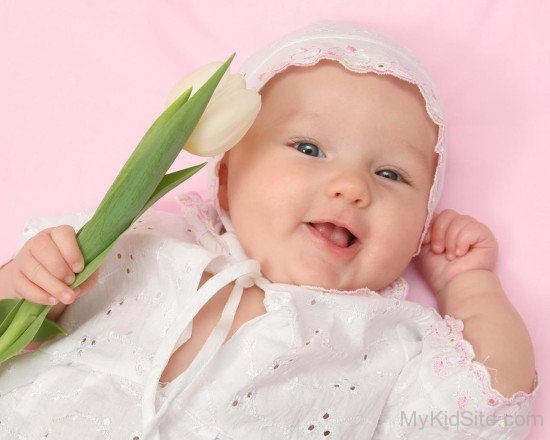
203, 19, 447, 258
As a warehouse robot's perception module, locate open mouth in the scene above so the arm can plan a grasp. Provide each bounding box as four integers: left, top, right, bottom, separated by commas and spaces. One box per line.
307, 222, 358, 248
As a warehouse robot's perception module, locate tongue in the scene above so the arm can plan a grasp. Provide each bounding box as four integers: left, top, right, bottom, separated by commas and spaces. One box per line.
312, 223, 352, 248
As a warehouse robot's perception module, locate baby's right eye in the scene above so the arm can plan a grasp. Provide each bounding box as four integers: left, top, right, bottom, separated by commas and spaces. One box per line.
291, 141, 327, 158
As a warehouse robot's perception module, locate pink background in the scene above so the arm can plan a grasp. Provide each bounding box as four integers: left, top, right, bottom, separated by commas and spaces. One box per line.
0, 2, 547, 435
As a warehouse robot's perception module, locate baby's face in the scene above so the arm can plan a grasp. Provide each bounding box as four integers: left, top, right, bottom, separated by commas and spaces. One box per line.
217, 59, 438, 291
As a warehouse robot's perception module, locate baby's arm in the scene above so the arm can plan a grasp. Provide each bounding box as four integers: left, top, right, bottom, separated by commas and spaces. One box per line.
415, 209, 537, 398
437, 269, 536, 397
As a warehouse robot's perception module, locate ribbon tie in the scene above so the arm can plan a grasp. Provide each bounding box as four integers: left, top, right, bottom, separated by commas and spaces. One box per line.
141, 232, 265, 439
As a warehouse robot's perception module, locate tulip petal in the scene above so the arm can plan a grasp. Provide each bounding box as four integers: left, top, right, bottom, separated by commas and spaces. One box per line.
207, 74, 246, 103
184, 87, 261, 156
165, 61, 231, 108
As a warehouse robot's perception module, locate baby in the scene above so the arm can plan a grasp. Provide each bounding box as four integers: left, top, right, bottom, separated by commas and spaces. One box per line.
0, 19, 540, 439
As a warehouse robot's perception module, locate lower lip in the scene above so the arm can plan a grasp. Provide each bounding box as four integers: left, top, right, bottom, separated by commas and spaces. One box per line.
305, 223, 360, 260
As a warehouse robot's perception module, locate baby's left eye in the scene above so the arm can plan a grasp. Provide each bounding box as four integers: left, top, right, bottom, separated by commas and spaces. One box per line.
377, 169, 407, 183
291, 141, 326, 158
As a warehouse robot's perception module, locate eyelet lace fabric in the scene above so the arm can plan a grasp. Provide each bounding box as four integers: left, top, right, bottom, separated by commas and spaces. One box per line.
0, 191, 540, 439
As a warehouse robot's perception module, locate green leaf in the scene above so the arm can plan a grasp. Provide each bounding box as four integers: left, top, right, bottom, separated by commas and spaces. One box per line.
1, 299, 67, 341
32, 317, 68, 340
0, 298, 23, 335
0, 300, 47, 353
76, 53, 235, 267
133, 162, 208, 222
74, 85, 194, 265
0, 304, 50, 364
69, 234, 121, 290
65, 162, 208, 293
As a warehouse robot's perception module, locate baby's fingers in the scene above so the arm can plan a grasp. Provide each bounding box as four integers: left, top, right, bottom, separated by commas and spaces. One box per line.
49, 226, 85, 274
430, 209, 459, 253
16, 256, 76, 305
28, 229, 77, 286
455, 223, 483, 257
444, 216, 476, 259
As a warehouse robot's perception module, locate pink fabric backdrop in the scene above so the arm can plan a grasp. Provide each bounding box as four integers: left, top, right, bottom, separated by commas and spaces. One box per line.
0, 2, 547, 435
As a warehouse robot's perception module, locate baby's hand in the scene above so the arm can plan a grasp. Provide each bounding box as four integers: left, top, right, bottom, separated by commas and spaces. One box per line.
6, 225, 98, 306
413, 209, 499, 294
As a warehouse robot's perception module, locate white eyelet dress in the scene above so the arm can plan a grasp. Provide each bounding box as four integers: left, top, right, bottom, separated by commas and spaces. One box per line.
0, 191, 540, 439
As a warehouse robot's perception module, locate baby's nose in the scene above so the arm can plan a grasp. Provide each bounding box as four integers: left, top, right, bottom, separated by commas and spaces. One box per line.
324, 173, 371, 208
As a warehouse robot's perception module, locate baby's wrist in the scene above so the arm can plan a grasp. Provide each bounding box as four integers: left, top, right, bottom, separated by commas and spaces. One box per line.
436, 269, 504, 318
439, 269, 498, 295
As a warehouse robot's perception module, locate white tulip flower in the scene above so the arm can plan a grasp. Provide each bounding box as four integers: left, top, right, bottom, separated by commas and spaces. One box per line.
165, 61, 261, 156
